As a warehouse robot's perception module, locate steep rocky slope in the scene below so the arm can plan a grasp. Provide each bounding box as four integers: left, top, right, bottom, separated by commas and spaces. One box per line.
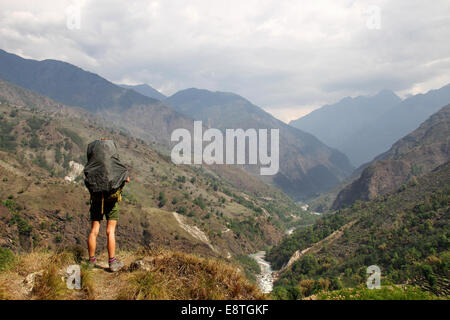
333, 104, 450, 209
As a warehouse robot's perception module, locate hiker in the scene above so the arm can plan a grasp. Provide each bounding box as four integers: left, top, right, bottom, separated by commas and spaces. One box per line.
84, 138, 130, 272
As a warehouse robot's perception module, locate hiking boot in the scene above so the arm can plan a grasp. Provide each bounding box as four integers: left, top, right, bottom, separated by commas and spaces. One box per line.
109, 258, 124, 272
87, 257, 96, 269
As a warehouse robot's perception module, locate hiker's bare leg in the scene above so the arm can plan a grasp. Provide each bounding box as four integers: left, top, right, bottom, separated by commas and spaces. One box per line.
106, 220, 117, 259
88, 221, 100, 257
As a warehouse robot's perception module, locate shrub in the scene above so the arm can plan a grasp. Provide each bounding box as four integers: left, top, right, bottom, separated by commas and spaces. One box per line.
234, 255, 261, 283
33, 153, 50, 171
177, 206, 187, 215
55, 234, 63, 243
29, 136, 41, 149
57, 128, 84, 149
158, 192, 166, 208
0, 119, 17, 151
26, 117, 45, 132
193, 197, 206, 210
0, 247, 15, 271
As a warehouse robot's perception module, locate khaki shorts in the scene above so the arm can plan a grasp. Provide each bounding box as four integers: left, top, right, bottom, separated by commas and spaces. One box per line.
90, 198, 119, 221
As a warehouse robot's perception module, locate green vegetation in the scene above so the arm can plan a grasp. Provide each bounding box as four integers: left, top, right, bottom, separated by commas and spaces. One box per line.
9, 109, 18, 117
193, 196, 206, 209
33, 153, 51, 171
122, 190, 137, 205
269, 164, 450, 299
54, 146, 63, 164
234, 255, 261, 283
229, 217, 262, 240
316, 285, 443, 300
9, 212, 33, 237
0, 119, 17, 151
158, 191, 167, 208
267, 212, 347, 270
29, 136, 41, 149
2, 199, 33, 242
57, 127, 84, 149
26, 117, 45, 132
0, 248, 15, 271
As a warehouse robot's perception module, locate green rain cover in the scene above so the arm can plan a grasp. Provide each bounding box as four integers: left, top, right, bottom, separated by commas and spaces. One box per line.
84, 140, 128, 193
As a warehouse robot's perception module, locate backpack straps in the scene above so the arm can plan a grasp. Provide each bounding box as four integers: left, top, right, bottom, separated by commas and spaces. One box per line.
101, 193, 104, 216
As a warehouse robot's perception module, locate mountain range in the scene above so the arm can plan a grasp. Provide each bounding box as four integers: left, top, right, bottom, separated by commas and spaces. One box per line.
164, 88, 354, 200
333, 103, 450, 209
0, 49, 193, 147
0, 49, 354, 200
290, 85, 450, 167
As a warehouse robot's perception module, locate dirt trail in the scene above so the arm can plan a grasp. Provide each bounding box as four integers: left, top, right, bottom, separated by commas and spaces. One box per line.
278, 220, 357, 273
3, 253, 136, 300
89, 266, 126, 299
86, 252, 138, 299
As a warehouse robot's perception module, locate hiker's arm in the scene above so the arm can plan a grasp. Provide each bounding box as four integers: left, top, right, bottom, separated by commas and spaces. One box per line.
125, 177, 130, 183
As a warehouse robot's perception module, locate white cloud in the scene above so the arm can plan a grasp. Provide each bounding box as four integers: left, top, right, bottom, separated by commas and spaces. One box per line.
0, 0, 449, 121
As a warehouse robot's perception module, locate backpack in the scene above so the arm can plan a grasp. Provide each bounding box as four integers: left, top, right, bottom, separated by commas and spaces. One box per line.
84, 139, 128, 214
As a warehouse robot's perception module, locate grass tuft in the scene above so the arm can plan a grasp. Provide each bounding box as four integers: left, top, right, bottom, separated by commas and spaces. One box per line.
118, 250, 265, 300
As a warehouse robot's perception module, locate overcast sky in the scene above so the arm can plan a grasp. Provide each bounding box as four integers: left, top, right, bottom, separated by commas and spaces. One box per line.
1, 0, 450, 122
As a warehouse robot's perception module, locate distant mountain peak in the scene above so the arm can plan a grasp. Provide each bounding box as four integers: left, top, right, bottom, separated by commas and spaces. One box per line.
174, 87, 245, 99
118, 83, 166, 101
374, 89, 401, 100
167, 88, 254, 110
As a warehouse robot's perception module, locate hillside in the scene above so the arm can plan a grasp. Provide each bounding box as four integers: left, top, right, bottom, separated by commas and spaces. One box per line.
165, 88, 354, 200
267, 162, 450, 299
0, 78, 316, 265
0, 49, 193, 147
0, 248, 265, 300
290, 90, 402, 166
119, 84, 167, 101
333, 104, 450, 209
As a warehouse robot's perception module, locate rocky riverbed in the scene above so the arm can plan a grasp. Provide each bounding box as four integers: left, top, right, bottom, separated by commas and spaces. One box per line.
249, 251, 274, 294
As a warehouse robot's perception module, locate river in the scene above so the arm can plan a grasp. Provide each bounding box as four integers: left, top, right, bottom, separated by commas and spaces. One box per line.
249, 251, 274, 294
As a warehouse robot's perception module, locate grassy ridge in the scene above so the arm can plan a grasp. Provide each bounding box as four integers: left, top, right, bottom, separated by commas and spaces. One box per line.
0, 248, 265, 300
